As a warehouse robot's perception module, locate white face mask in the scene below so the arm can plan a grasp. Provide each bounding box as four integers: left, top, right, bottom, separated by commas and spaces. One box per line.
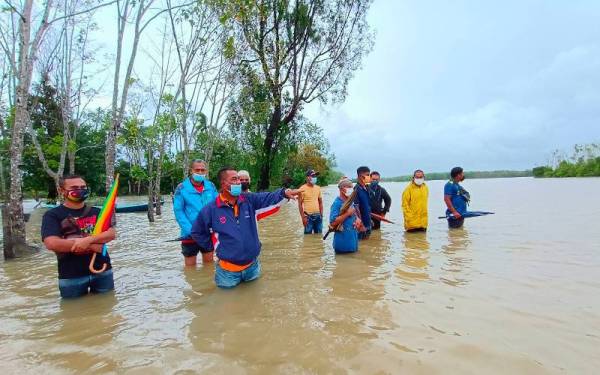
414, 178, 425, 186
344, 187, 353, 197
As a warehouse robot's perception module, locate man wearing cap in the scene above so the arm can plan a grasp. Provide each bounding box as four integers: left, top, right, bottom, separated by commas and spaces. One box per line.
238, 170, 251, 193
298, 169, 323, 234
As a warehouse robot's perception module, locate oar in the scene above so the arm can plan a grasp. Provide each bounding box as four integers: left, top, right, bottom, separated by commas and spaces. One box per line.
370, 212, 394, 224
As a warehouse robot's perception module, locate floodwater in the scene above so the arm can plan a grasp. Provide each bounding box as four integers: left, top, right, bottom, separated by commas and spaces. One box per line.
1, 177, 599, 374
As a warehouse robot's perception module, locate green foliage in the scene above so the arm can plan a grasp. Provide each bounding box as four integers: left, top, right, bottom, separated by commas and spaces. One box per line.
532, 166, 552, 177
382, 170, 533, 182
226, 70, 338, 189
213, 0, 373, 188
533, 143, 600, 178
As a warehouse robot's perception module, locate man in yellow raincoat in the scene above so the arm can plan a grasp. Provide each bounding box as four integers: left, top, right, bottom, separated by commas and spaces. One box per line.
402, 170, 429, 232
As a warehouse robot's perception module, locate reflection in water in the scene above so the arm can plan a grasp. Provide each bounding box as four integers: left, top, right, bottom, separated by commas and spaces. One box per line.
440, 228, 471, 287
396, 231, 431, 283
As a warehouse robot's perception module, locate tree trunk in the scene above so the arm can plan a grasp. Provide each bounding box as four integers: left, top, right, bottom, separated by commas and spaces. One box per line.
2, 206, 15, 259
5, 0, 54, 258
257, 110, 281, 190
0, 154, 6, 201
147, 149, 155, 223
0, 116, 6, 201
154, 130, 168, 216
105, 122, 117, 191
68, 150, 76, 174
6, 0, 34, 258
46, 178, 58, 203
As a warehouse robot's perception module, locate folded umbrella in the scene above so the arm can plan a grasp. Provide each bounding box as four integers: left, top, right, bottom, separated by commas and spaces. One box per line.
438, 211, 494, 219
89, 174, 119, 274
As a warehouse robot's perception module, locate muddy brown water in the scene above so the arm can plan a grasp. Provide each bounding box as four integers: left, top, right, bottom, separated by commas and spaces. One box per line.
1, 177, 599, 374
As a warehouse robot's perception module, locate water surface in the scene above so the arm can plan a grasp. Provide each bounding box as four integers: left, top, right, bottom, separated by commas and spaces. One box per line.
1, 177, 599, 374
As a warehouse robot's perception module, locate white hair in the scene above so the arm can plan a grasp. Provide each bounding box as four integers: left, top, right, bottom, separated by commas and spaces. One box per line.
238, 170, 250, 178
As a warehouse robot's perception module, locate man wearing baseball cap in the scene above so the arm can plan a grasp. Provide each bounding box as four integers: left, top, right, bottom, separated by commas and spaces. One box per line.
298, 169, 323, 234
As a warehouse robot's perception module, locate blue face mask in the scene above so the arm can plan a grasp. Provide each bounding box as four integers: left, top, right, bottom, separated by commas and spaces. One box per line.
370, 180, 379, 187
229, 184, 242, 196
192, 173, 206, 182
310, 177, 317, 184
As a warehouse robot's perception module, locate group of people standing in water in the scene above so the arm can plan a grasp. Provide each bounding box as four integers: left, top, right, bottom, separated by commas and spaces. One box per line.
296, 165, 470, 254
40, 159, 472, 297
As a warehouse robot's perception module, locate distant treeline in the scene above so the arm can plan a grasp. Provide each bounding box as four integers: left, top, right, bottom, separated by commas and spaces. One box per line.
533, 143, 600, 178
381, 170, 532, 182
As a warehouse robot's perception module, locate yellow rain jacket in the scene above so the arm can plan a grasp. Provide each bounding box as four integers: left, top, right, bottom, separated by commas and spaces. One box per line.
402, 182, 429, 230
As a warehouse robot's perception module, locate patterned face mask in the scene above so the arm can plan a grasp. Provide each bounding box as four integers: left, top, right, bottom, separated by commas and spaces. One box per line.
65, 188, 89, 202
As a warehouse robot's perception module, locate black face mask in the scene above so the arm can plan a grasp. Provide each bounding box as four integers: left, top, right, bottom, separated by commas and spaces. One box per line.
241, 182, 250, 191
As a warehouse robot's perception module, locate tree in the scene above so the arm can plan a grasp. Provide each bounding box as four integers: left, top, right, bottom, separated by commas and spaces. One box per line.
216, 0, 373, 189
0, 0, 112, 258
105, 0, 156, 192
165, 0, 238, 175
105, 0, 197, 192
228, 75, 337, 188
25, 75, 67, 201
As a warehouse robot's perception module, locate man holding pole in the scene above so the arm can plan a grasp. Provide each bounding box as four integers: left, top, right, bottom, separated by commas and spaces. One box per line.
329, 178, 363, 253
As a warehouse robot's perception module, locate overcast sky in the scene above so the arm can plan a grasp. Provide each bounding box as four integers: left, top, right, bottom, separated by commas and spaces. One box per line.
307, 0, 600, 177
91, 1, 600, 177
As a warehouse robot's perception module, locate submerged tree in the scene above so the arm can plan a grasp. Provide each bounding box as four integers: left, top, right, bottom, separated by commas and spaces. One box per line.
216, 0, 373, 189
0, 0, 112, 258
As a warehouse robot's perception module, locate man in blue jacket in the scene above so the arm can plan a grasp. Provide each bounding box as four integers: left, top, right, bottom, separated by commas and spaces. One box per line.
191, 166, 299, 289
174, 159, 218, 266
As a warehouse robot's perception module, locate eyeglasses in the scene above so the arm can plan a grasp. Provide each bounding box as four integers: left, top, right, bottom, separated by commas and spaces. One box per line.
66, 186, 88, 190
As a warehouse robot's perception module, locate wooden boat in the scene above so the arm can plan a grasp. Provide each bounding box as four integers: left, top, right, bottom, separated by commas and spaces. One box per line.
114, 200, 164, 213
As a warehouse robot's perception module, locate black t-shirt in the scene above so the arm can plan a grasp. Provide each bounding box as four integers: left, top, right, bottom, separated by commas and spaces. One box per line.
41, 205, 113, 279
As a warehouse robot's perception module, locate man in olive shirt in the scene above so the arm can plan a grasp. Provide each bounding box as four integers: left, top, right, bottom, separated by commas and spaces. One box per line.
298, 169, 323, 234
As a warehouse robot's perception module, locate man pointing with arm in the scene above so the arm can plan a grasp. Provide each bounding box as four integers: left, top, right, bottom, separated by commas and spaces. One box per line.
191, 167, 300, 289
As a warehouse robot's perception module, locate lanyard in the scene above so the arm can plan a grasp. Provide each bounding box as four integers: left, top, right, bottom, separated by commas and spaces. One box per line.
219, 194, 239, 219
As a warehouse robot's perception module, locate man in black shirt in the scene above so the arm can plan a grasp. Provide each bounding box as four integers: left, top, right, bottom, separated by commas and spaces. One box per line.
41, 175, 116, 298
368, 171, 392, 230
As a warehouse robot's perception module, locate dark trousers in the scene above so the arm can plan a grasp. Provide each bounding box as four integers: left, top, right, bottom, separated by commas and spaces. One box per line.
447, 218, 465, 229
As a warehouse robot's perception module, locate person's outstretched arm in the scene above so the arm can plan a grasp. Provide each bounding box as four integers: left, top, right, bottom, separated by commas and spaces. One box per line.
247, 188, 300, 210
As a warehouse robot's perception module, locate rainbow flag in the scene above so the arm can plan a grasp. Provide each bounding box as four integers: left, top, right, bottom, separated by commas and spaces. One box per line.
93, 174, 119, 256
